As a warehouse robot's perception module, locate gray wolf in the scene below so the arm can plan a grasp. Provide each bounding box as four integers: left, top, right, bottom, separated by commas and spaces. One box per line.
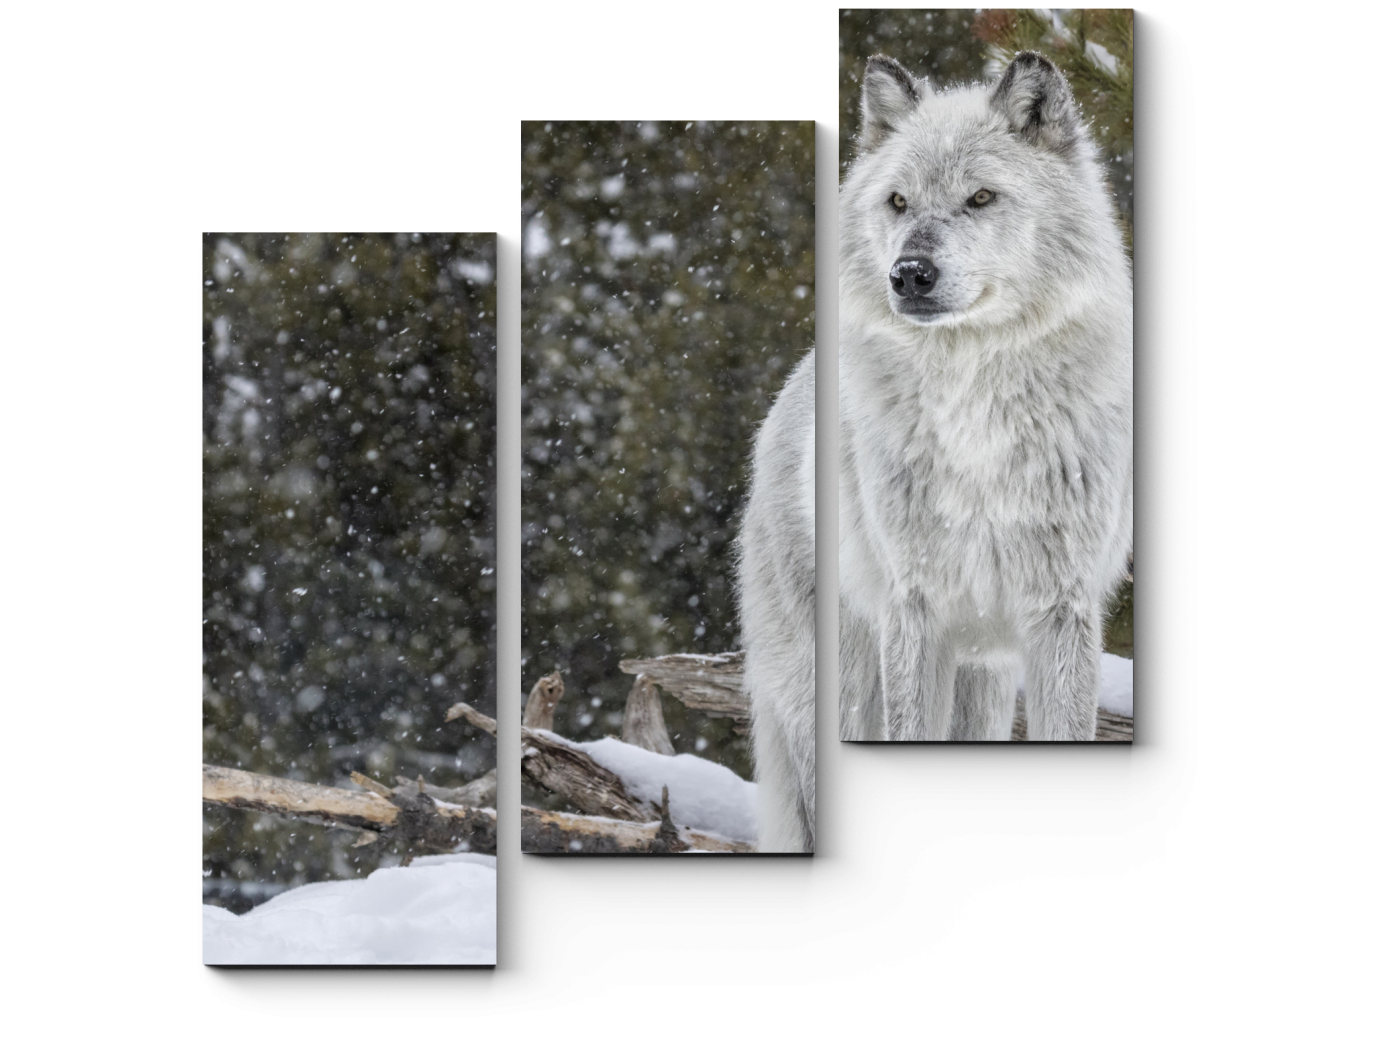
739, 51, 1132, 849
738, 351, 816, 852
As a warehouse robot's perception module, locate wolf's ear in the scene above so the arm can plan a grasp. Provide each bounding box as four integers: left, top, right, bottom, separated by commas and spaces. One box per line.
990, 51, 1081, 152
860, 55, 924, 150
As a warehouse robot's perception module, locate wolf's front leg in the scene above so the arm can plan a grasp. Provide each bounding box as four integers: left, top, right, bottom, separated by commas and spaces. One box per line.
840, 605, 885, 740
949, 657, 1018, 740
1022, 601, 1101, 740
879, 595, 955, 740
752, 697, 814, 852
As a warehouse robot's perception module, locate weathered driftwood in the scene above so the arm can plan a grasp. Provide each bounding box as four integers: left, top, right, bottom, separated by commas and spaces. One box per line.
619, 651, 751, 730
1010, 698, 1134, 742
205, 764, 401, 827
520, 804, 755, 854
443, 691, 753, 851
523, 672, 564, 731
396, 769, 497, 808
445, 701, 497, 736
522, 727, 658, 822
202, 764, 497, 855
515, 700, 750, 849
621, 675, 675, 755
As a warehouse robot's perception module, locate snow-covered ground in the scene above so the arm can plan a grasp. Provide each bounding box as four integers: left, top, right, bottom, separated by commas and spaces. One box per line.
203, 852, 495, 965
1098, 653, 1133, 716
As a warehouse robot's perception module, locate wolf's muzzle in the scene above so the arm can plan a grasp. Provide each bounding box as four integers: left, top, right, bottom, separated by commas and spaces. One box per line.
889, 256, 937, 298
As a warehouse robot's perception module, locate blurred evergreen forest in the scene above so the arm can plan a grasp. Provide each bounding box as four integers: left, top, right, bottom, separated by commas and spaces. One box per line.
522, 122, 815, 778
203, 233, 497, 910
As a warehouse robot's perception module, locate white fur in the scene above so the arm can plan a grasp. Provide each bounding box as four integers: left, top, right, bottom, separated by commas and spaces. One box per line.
737, 352, 816, 851
738, 53, 1133, 849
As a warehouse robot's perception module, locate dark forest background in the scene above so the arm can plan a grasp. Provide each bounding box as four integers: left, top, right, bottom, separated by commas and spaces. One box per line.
203, 233, 496, 911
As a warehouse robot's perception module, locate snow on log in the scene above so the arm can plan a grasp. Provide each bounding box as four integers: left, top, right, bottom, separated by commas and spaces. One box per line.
619, 651, 751, 730
521, 727, 660, 822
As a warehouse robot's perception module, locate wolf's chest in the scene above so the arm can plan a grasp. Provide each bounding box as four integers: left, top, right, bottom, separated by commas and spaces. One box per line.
897, 380, 1066, 523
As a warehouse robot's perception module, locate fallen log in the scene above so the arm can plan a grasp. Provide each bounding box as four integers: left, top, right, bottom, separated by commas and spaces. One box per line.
397, 769, 497, 808
619, 652, 751, 730
526, 669, 740, 846
520, 804, 755, 854
202, 764, 497, 855
522, 728, 659, 822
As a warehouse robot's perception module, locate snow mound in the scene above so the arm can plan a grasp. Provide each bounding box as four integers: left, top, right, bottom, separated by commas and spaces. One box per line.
1098, 654, 1133, 716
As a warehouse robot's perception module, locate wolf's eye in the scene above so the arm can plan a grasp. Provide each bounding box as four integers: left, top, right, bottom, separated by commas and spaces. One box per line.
890, 192, 907, 211
970, 189, 995, 207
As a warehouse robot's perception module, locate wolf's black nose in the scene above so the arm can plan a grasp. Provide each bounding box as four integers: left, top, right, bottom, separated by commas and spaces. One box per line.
889, 256, 937, 298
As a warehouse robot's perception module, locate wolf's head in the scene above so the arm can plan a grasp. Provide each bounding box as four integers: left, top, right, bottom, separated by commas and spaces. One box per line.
843, 52, 1120, 334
